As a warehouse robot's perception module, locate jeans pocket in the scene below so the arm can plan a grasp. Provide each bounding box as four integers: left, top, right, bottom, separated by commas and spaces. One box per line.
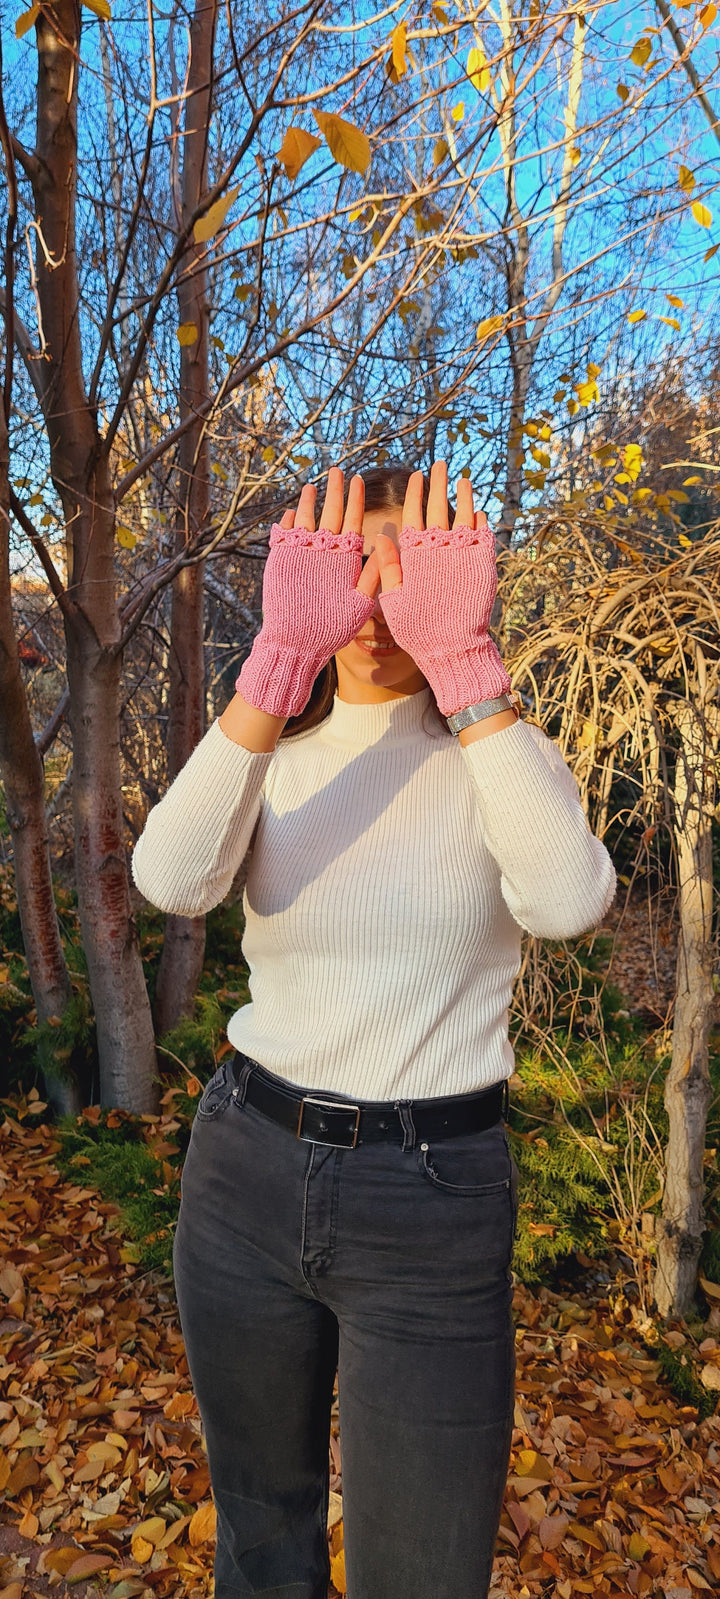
415, 1120, 513, 1197
195, 1061, 235, 1121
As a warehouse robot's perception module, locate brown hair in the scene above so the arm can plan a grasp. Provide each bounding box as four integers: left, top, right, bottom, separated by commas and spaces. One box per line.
277, 463, 452, 742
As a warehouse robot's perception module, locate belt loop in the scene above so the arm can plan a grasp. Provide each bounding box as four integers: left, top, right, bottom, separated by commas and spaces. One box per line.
502, 1079, 510, 1122
231, 1053, 255, 1105
394, 1102, 417, 1151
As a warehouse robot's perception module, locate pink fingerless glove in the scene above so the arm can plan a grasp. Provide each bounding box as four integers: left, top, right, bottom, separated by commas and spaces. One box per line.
236, 525, 377, 718
377, 524, 512, 717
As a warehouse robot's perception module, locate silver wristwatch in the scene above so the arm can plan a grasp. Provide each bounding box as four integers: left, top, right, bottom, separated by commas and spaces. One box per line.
446, 692, 519, 736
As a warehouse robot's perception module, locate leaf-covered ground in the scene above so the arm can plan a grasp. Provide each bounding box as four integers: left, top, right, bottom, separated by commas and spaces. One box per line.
1, 1099, 719, 1599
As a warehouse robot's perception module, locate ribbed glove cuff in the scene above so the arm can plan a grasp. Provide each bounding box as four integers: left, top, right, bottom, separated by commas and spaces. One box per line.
237, 641, 329, 719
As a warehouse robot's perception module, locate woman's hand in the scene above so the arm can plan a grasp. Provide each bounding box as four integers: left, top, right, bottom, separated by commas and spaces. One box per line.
372, 460, 512, 717
236, 467, 377, 719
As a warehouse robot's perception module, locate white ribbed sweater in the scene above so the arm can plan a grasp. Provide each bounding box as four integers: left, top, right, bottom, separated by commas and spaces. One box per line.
132, 687, 616, 1102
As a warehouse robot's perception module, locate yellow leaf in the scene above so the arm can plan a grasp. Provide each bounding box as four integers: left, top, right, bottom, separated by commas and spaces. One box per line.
515, 1449, 553, 1480
699, 2, 717, 27
587, 362, 601, 379
82, 0, 112, 16
628, 1532, 650, 1560
666, 293, 684, 307
104, 1431, 128, 1449
667, 489, 689, 502
704, 242, 719, 261
451, 101, 465, 122
568, 145, 581, 165
189, 1501, 217, 1547
330, 1548, 347, 1593
130, 1536, 154, 1564
627, 309, 646, 323
261, 445, 276, 463
432, 2, 448, 20
630, 38, 651, 68
617, 82, 629, 101
476, 315, 505, 341
691, 201, 712, 227
678, 164, 695, 194
567, 398, 579, 415
87, 1441, 123, 1465
15, 5, 39, 37
433, 137, 449, 167
678, 533, 692, 547
133, 1517, 167, 1547
575, 379, 599, 405
615, 489, 628, 504
622, 444, 642, 480
177, 322, 198, 346
194, 185, 240, 243
277, 126, 321, 180
116, 525, 138, 550
683, 475, 701, 484
313, 111, 371, 175
658, 315, 681, 330
467, 45, 490, 93
391, 20, 408, 78
604, 495, 615, 510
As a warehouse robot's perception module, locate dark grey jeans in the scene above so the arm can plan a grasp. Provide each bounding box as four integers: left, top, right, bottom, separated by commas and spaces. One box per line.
173, 1055, 519, 1599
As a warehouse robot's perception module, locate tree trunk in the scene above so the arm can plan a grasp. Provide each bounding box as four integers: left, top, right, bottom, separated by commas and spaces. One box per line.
654, 691, 718, 1317
0, 364, 80, 1115
153, 0, 218, 1041
30, 0, 157, 1109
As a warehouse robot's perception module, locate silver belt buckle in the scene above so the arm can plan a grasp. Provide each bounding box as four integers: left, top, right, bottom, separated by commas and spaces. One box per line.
296, 1095, 361, 1148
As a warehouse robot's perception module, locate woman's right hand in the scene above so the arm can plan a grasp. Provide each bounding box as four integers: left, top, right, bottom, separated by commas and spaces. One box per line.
236, 468, 379, 719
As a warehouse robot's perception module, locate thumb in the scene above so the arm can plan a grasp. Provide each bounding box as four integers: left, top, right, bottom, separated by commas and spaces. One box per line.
356, 549, 381, 599
375, 532, 402, 591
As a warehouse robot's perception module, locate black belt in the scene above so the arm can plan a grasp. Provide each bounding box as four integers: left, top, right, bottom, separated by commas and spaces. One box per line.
231, 1051, 508, 1149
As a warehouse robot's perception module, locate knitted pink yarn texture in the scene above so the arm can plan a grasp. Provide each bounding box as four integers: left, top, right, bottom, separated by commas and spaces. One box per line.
236, 525, 376, 718
378, 523, 512, 716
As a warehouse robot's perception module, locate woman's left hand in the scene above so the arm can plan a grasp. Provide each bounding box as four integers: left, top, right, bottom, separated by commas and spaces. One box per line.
372, 460, 512, 717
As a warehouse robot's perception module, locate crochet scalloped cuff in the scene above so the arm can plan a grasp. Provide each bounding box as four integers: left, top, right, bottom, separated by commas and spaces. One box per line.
399, 523, 495, 551
268, 524, 363, 552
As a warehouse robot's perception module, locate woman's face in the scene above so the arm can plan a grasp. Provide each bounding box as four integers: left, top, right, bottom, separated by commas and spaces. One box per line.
334, 507, 429, 701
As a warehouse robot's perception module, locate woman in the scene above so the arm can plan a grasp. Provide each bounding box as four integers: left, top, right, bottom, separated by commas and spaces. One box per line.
132, 460, 616, 1599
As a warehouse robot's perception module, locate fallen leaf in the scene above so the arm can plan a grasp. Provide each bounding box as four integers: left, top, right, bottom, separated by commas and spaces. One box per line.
188, 1500, 217, 1546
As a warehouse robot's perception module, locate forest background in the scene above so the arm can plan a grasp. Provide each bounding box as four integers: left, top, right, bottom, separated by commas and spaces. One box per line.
1, 0, 720, 1349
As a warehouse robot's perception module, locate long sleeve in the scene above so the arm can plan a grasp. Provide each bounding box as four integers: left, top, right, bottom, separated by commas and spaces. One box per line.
461, 717, 616, 939
131, 718, 275, 917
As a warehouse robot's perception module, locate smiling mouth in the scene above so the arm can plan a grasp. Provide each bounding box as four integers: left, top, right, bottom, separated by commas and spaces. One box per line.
356, 643, 399, 658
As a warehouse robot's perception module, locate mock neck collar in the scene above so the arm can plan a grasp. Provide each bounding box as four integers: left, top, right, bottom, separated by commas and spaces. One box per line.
320, 685, 436, 747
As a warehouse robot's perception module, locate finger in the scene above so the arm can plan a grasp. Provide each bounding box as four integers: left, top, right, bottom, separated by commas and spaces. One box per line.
402, 469, 424, 531
295, 483, 316, 532
474, 509, 490, 533
374, 533, 402, 592
426, 459, 448, 529
343, 474, 365, 534
356, 548, 381, 599
454, 476, 474, 528
278, 506, 296, 529
318, 466, 344, 534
